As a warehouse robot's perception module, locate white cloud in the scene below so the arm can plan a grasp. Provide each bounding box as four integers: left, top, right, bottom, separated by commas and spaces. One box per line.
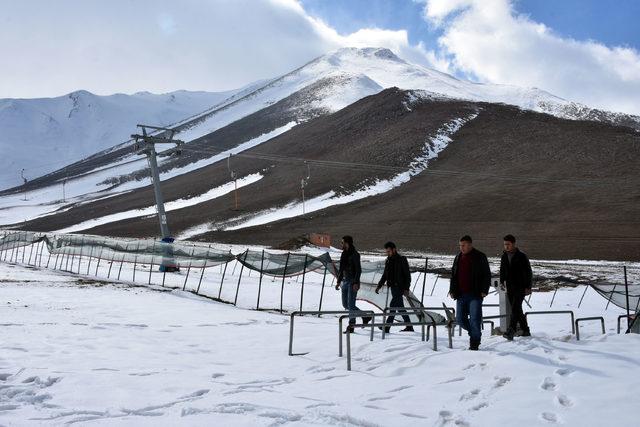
0, 0, 440, 99
420, 0, 640, 115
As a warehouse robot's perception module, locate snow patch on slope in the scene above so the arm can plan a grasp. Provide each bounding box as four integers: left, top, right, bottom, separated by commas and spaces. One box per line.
213, 113, 478, 231
57, 173, 263, 234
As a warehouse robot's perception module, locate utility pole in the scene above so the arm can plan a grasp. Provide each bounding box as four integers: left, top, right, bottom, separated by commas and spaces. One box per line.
227, 154, 239, 210
301, 161, 310, 215
131, 124, 184, 272
20, 169, 28, 201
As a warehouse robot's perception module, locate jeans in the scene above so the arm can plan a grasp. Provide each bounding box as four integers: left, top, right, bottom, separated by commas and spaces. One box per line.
341, 278, 362, 325
386, 287, 411, 325
456, 294, 483, 343
507, 292, 529, 332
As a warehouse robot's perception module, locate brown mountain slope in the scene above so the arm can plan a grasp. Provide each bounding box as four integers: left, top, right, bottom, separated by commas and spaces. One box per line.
16, 88, 640, 260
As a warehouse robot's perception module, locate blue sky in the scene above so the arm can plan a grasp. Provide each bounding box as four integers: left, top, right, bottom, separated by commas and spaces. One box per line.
301, 0, 640, 54
0, 0, 639, 114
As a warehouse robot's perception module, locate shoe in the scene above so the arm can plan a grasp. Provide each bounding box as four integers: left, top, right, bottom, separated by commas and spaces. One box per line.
400, 326, 415, 332
378, 326, 391, 333
503, 329, 514, 341
343, 325, 355, 334
362, 316, 372, 326
520, 328, 531, 337
469, 340, 480, 351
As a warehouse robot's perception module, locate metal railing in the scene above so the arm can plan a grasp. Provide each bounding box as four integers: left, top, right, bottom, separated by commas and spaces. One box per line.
344, 310, 439, 371
288, 310, 375, 356
575, 316, 605, 340
525, 310, 576, 334
617, 314, 636, 334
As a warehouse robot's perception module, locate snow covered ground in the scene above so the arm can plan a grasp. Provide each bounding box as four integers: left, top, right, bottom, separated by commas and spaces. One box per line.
1, 255, 638, 426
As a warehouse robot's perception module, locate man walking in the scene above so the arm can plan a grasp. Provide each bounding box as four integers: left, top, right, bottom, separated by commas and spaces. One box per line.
375, 242, 414, 333
335, 235, 370, 333
500, 234, 532, 340
449, 235, 491, 350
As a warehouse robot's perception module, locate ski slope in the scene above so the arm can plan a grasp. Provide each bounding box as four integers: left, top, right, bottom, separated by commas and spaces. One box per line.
0, 260, 638, 426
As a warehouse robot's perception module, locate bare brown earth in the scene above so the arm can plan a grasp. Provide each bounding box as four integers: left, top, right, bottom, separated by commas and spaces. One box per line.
14, 88, 640, 261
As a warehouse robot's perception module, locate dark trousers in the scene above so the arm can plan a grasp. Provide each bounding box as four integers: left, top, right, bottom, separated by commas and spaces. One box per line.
508, 292, 529, 331
386, 287, 411, 325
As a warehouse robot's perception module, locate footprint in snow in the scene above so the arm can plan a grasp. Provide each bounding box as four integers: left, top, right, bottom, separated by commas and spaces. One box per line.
556, 394, 574, 408
471, 402, 488, 411
540, 412, 560, 423
555, 367, 574, 377
459, 389, 480, 401
493, 376, 511, 388
541, 377, 558, 391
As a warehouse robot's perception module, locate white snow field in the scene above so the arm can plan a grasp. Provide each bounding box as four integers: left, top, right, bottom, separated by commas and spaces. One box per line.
1, 257, 638, 426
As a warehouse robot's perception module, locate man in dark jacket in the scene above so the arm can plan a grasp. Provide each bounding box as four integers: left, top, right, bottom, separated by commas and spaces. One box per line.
500, 234, 533, 340
335, 235, 370, 333
449, 235, 491, 350
375, 242, 414, 333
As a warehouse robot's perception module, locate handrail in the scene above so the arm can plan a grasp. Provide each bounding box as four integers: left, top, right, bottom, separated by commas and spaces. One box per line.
617, 314, 636, 334
525, 310, 576, 334
344, 311, 438, 371
575, 316, 605, 340
288, 310, 374, 356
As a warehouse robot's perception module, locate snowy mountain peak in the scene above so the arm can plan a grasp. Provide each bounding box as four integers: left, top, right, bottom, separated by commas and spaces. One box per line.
326, 47, 405, 63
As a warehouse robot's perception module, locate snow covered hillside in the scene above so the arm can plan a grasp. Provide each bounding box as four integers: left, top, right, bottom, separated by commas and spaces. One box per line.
1, 261, 638, 426
0, 88, 244, 190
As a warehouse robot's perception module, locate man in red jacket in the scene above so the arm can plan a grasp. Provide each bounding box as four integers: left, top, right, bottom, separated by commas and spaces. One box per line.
449, 235, 491, 350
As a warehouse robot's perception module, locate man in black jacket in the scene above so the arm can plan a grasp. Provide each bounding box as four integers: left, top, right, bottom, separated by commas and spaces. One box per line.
335, 236, 370, 333
375, 242, 414, 333
449, 235, 491, 350
500, 234, 533, 340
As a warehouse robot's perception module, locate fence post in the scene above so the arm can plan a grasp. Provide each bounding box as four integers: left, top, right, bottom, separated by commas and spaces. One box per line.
256, 250, 265, 310
318, 266, 328, 315
117, 241, 127, 280
549, 286, 559, 308
132, 241, 141, 282
218, 259, 228, 299
299, 254, 308, 312
27, 236, 35, 265
182, 246, 196, 291
9, 232, 17, 263
0, 232, 6, 261
21, 231, 26, 264
421, 257, 428, 304
37, 238, 45, 267
94, 239, 105, 276
234, 250, 248, 306
196, 245, 211, 294
430, 274, 440, 297
86, 238, 95, 275
605, 282, 618, 310
76, 235, 84, 274
107, 242, 118, 278
624, 266, 631, 332
148, 239, 156, 285
577, 284, 589, 308
280, 253, 290, 312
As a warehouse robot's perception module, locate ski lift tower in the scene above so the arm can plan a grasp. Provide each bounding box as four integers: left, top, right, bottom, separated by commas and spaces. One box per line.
131, 124, 184, 272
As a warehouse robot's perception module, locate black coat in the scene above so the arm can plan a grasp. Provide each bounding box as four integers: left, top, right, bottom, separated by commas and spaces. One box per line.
449, 248, 491, 298
337, 247, 362, 284
500, 249, 532, 296
378, 254, 411, 291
